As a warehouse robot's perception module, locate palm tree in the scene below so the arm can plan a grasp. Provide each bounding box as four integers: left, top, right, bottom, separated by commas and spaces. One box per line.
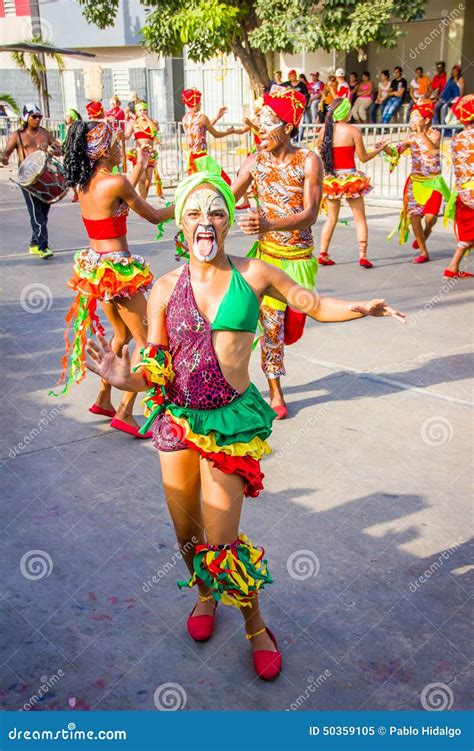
12, 40, 64, 117
0, 94, 19, 114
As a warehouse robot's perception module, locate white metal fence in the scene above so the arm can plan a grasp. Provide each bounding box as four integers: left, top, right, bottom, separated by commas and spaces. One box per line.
0, 119, 460, 202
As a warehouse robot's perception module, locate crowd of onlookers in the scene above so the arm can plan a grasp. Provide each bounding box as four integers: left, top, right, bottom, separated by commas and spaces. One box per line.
273, 61, 466, 126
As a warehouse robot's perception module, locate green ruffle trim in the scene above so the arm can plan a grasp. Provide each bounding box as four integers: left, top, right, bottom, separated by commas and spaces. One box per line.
167, 383, 275, 447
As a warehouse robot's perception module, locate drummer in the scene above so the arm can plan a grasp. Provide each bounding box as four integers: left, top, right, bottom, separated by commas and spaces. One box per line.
2, 104, 62, 259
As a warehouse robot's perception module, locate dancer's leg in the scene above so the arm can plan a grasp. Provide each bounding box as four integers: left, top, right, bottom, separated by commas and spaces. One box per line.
260, 303, 286, 411
410, 214, 429, 259
348, 196, 371, 266
200, 460, 277, 653
113, 291, 149, 427
422, 213, 438, 244
94, 300, 132, 411
445, 242, 473, 274
319, 199, 341, 260
159, 448, 214, 617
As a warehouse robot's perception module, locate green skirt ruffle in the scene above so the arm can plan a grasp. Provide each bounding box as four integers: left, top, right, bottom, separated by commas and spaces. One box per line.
166, 382, 275, 447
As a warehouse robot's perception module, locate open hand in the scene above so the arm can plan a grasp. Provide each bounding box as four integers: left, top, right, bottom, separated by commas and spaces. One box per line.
238, 209, 271, 235
85, 334, 134, 387
350, 298, 406, 323
216, 106, 228, 120
137, 144, 152, 169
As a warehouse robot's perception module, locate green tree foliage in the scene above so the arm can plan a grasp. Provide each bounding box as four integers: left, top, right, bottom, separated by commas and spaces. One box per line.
12, 41, 64, 115
77, 0, 427, 90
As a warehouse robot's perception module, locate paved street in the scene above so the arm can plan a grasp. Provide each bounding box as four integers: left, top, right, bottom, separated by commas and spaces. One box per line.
0, 174, 472, 713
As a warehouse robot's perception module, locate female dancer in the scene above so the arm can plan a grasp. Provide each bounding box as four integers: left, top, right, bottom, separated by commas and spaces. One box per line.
56, 120, 173, 438
316, 97, 388, 268
181, 88, 234, 182
444, 95, 474, 278
85, 167, 405, 680
125, 101, 164, 199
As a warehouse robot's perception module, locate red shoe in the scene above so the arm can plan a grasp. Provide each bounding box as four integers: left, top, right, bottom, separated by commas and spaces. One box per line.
110, 417, 153, 439
246, 627, 282, 681
359, 257, 373, 269
89, 404, 116, 418
443, 269, 474, 279
318, 254, 335, 266
187, 595, 217, 642
412, 239, 419, 250
413, 255, 429, 264
272, 404, 288, 420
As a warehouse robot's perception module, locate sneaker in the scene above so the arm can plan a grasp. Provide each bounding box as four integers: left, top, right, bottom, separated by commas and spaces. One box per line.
29, 246, 54, 259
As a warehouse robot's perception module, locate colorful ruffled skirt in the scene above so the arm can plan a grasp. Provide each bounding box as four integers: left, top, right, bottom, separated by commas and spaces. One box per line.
323, 169, 372, 201
151, 382, 275, 498
51, 249, 153, 396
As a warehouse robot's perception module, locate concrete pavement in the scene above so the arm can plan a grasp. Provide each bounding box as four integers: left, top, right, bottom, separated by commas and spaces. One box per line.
0, 177, 472, 713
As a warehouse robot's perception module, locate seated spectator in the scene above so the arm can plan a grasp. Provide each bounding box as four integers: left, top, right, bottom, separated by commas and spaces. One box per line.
370, 70, 391, 123
273, 70, 283, 85
349, 72, 359, 105
430, 61, 447, 100
308, 71, 324, 122
406, 67, 431, 122
381, 66, 407, 123
330, 69, 351, 99
351, 72, 374, 123
433, 65, 464, 125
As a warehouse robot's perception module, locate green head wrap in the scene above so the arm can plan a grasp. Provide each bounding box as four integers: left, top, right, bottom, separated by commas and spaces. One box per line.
332, 98, 351, 122
67, 108, 79, 122
174, 155, 236, 228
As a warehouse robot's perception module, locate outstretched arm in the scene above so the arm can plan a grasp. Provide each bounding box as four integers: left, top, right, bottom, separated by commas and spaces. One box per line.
353, 128, 390, 163
255, 261, 406, 323
239, 150, 323, 234
203, 114, 234, 139
116, 175, 174, 224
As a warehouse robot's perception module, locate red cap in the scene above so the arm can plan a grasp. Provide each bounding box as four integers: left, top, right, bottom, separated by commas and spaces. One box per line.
452, 94, 474, 125
86, 101, 105, 120
182, 88, 202, 107
288, 69, 297, 77
263, 84, 306, 127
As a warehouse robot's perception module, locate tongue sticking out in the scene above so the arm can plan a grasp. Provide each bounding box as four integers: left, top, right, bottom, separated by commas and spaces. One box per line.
196, 236, 214, 257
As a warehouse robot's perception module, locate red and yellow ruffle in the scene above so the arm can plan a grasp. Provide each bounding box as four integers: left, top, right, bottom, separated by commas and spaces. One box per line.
323, 171, 372, 200
69, 249, 153, 303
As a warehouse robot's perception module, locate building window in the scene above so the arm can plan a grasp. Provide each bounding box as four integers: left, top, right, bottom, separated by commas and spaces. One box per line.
112, 69, 130, 99
4, 0, 17, 15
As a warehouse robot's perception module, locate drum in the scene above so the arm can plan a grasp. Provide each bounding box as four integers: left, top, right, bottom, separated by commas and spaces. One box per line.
17, 151, 68, 203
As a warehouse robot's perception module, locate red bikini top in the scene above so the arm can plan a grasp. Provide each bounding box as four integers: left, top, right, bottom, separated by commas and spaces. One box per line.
134, 128, 154, 140
82, 202, 129, 240
332, 145, 356, 170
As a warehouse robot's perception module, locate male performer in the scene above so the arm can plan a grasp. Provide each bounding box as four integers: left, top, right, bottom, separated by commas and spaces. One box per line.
2, 104, 62, 259
386, 100, 450, 262
181, 88, 234, 183
444, 95, 474, 278
233, 85, 322, 418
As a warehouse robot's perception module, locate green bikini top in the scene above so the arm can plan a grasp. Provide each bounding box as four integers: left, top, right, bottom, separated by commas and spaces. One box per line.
211, 258, 260, 334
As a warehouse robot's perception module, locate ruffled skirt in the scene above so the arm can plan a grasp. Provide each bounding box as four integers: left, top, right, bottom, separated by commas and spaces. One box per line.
68, 248, 153, 302
323, 169, 372, 201
152, 383, 275, 498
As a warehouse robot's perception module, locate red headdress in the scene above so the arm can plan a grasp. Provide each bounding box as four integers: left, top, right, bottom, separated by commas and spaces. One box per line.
412, 100, 435, 120
86, 100, 105, 120
182, 88, 202, 108
452, 95, 474, 125
263, 84, 306, 127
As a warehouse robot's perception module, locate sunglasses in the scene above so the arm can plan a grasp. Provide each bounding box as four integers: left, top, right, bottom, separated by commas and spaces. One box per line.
29, 114, 42, 119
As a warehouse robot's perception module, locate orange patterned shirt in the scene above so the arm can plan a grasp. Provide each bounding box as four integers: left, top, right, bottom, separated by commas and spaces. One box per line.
452, 127, 474, 209
182, 112, 207, 153
407, 129, 441, 176
250, 148, 313, 249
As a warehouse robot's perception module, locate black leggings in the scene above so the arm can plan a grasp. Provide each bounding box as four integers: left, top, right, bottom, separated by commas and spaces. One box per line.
21, 188, 50, 250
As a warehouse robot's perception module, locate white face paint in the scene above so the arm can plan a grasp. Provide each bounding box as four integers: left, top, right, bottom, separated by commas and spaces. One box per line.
183, 188, 229, 263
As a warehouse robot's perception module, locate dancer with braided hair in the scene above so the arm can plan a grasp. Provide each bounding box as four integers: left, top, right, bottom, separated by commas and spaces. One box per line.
85, 165, 405, 680
316, 98, 388, 268
53, 120, 173, 438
